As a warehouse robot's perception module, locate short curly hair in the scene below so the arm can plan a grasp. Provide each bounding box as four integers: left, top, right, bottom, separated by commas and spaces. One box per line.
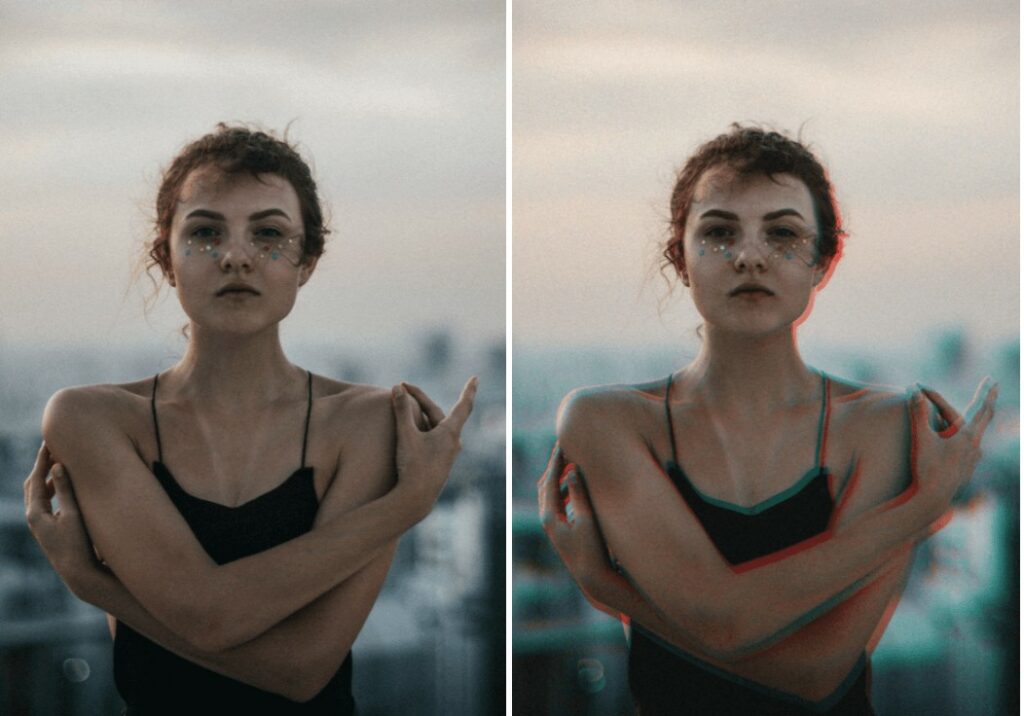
663, 124, 845, 277
147, 123, 328, 277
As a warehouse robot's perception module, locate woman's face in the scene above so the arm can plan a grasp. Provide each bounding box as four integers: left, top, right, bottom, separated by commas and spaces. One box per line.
167, 167, 314, 336
681, 169, 825, 337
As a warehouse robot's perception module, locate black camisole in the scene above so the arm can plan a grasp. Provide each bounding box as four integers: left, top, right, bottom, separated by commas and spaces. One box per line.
113, 371, 356, 715
628, 372, 875, 715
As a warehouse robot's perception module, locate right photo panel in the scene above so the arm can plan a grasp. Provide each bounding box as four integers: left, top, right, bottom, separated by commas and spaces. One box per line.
510, 3, 1019, 715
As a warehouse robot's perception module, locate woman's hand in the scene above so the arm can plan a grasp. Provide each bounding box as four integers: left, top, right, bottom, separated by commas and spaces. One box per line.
912, 377, 998, 518
23, 443, 105, 601
538, 444, 618, 602
391, 377, 477, 521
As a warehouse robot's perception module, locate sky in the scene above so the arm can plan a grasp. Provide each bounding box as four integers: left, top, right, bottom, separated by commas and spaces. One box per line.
0, 0, 505, 353
511, 0, 1019, 354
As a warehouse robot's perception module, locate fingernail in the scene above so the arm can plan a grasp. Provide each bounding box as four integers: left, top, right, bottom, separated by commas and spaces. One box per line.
393, 385, 404, 398
54, 465, 65, 478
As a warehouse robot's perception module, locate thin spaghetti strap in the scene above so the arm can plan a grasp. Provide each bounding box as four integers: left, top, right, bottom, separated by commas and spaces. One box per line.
300, 370, 313, 468
814, 371, 831, 469
665, 374, 680, 464
151, 374, 164, 463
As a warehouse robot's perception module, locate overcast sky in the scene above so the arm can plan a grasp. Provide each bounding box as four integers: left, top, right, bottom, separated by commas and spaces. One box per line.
0, 1, 504, 353
511, 0, 1018, 354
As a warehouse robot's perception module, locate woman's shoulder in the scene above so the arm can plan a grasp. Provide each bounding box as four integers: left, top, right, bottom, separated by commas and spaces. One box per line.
827, 375, 913, 438
43, 380, 155, 460
556, 380, 666, 443
45, 380, 153, 425
311, 375, 395, 437
825, 375, 915, 506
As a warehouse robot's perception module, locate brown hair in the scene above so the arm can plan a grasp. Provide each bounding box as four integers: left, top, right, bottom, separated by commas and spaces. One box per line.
662, 124, 845, 278
147, 123, 328, 278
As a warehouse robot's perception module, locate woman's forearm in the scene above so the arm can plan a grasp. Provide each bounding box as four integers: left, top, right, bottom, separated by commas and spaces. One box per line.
81, 571, 310, 699
188, 485, 419, 651
651, 487, 936, 655
81, 540, 399, 702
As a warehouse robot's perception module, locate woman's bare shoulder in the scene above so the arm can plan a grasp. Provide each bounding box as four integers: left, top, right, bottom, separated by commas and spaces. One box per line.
826, 375, 914, 506
312, 376, 395, 441
45, 380, 153, 428
828, 376, 912, 436
42, 380, 157, 469
556, 381, 665, 450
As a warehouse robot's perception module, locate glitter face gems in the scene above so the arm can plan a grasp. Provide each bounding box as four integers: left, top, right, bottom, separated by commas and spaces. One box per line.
248, 230, 304, 266
185, 228, 222, 259
695, 225, 817, 267
183, 227, 304, 266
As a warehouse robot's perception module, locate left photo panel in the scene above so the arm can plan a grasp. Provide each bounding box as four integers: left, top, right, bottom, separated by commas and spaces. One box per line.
0, 3, 506, 715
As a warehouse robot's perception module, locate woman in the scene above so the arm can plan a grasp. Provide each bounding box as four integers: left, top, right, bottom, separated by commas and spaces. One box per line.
23, 124, 476, 714
539, 125, 997, 715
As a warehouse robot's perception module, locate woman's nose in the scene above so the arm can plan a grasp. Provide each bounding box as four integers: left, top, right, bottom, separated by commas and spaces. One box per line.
733, 237, 768, 273
218, 234, 255, 272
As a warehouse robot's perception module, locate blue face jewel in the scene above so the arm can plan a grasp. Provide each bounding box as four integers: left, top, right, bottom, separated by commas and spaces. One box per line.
185, 249, 192, 256
210, 250, 219, 259
698, 249, 705, 256
271, 251, 280, 261
723, 250, 732, 259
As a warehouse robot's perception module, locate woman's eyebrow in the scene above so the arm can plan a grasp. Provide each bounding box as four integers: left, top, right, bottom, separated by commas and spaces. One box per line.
249, 208, 291, 221
763, 208, 805, 221
183, 208, 292, 221
699, 209, 739, 221
184, 209, 225, 221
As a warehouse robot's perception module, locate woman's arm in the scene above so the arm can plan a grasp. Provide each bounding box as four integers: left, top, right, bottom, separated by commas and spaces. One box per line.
542, 449, 916, 690
552, 380, 995, 658
36, 379, 475, 653
26, 443, 397, 702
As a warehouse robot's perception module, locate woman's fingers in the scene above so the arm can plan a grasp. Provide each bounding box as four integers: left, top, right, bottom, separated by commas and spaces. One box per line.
440, 376, 479, 436
964, 378, 998, 440
916, 384, 962, 436
391, 385, 422, 438
539, 445, 566, 525
565, 468, 593, 520
24, 442, 54, 517
909, 390, 931, 440
51, 464, 79, 516
401, 382, 445, 428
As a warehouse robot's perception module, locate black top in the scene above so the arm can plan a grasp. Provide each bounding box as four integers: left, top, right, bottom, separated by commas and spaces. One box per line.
113, 371, 356, 715
628, 372, 875, 715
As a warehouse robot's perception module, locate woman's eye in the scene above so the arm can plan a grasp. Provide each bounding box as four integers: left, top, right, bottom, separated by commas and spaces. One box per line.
703, 226, 734, 240
253, 227, 283, 239
767, 226, 799, 242
191, 226, 220, 240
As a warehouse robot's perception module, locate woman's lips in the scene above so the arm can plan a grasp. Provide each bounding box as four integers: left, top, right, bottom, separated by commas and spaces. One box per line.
216, 286, 260, 297
729, 284, 774, 297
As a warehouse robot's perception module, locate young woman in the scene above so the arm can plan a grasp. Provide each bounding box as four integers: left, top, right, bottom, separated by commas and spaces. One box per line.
539, 126, 997, 715
23, 124, 476, 714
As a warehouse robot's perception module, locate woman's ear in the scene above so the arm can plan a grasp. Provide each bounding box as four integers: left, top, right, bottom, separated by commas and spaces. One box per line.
298, 257, 318, 287
679, 260, 690, 287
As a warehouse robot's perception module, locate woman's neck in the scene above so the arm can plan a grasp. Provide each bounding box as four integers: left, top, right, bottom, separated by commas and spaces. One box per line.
164, 324, 303, 409
684, 324, 818, 413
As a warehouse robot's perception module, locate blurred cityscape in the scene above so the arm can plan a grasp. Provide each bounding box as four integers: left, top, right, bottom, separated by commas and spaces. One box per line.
0, 331, 505, 716
512, 329, 1019, 716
